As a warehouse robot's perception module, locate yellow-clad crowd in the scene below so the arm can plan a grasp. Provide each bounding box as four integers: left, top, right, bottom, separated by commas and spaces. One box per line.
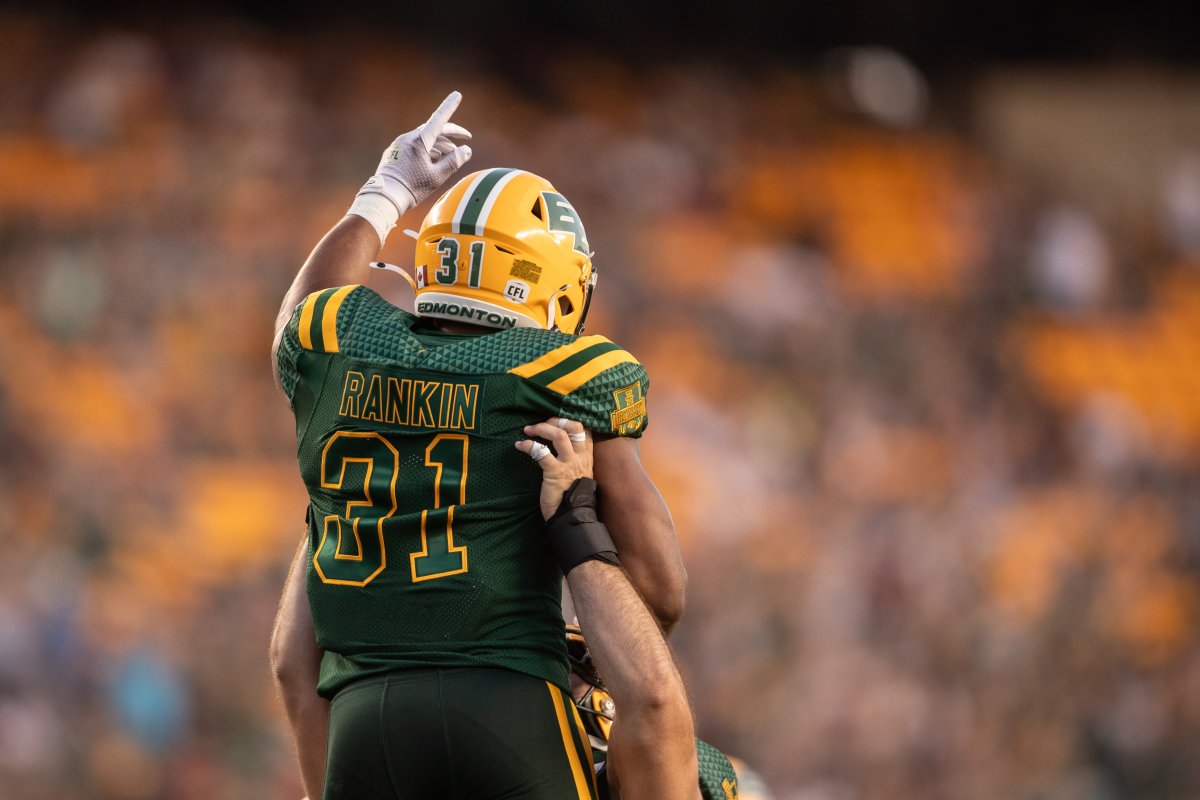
1, 14, 1198, 800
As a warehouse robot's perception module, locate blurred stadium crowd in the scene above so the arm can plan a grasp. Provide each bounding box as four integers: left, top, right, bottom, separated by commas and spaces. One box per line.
2, 10, 1200, 800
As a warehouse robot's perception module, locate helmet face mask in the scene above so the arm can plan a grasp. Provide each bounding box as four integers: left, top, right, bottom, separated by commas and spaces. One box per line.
565, 624, 614, 749
413, 169, 596, 334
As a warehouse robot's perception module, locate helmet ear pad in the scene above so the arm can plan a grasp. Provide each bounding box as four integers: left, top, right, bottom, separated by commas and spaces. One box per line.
413, 169, 595, 333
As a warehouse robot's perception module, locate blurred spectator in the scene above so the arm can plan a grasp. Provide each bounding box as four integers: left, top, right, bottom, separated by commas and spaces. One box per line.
0, 12, 1198, 800
1029, 203, 1112, 312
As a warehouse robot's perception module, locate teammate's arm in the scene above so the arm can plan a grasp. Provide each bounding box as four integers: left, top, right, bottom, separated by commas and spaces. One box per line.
593, 435, 687, 633
571, 562, 700, 800
519, 420, 700, 800
271, 91, 472, 389
269, 535, 329, 800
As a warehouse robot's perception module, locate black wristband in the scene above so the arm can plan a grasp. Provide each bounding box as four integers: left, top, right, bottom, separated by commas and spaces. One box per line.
546, 478, 621, 574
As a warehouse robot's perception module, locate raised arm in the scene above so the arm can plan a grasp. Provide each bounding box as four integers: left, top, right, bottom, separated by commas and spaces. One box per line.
593, 436, 687, 633
271, 91, 472, 388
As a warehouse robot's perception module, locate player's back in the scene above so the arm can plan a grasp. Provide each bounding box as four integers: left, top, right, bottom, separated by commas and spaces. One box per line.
276, 285, 649, 697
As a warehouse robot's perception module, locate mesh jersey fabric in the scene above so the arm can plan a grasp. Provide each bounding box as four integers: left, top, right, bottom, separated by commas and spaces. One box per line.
277, 285, 649, 697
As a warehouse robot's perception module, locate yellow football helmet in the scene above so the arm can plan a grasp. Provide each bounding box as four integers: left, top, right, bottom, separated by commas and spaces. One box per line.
412, 168, 596, 333
565, 624, 614, 749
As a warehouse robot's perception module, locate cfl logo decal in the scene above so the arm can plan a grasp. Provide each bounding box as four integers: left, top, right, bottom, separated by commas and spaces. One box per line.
503, 279, 530, 304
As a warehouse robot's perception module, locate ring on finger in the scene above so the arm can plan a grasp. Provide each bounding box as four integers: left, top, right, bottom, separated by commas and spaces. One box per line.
529, 442, 552, 461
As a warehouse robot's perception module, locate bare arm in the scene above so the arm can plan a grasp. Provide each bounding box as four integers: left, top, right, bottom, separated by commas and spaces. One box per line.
271, 216, 380, 388
519, 420, 698, 800
270, 91, 472, 390
593, 436, 687, 632
269, 535, 329, 800
567, 561, 700, 800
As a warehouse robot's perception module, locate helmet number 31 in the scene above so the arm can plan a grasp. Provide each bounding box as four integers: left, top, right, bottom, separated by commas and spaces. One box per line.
435, 237, 484, 288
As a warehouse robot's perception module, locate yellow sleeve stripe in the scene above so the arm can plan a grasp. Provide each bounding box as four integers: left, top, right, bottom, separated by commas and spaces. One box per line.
508, 335, 612, 379
320, 285, 357, 353
296, 290, 323, 350
296, 285, 358, 352
546, 683, 596, 800
544, 348, 640, 395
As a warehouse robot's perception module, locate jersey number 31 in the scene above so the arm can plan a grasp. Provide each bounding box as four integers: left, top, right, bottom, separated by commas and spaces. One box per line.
312, 431, 469, 587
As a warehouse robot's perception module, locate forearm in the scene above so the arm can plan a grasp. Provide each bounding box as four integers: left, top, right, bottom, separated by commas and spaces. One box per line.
593, 437, 687, 632
567, 561, 685, 709
281, 678, 329, 800
567, 561, 697, 800
602, 494, 686, 633
270, 536, 329, 799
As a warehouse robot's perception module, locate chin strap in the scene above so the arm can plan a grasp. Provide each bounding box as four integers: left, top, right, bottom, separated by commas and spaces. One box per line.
370, 261, 418, 293
576, 270, 598, 334
545, 284, 568, 331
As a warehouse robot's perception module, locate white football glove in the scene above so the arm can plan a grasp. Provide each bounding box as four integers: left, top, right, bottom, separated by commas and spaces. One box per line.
348, 90, 473, 244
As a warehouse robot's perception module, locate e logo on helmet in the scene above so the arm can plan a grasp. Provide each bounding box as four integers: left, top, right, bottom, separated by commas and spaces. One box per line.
541, 192, 590, 256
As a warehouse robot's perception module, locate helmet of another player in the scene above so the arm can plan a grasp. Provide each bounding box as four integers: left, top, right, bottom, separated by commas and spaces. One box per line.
565, 624, 614, 748
413, 168, 596, 333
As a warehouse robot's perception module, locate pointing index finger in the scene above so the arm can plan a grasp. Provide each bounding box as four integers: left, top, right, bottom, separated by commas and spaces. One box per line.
420, 91, 463, 151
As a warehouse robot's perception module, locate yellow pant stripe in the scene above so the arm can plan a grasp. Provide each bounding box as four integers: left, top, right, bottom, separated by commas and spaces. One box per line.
321, 285, 357, 353
568, 692, 600, 798
509, 335, 611, 379
544, 348, 640, 395
546, 682, 593, 800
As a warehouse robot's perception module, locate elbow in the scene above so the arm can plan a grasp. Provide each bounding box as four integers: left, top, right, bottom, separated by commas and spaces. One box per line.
623, 653, 689, 718
269, 628, 311, 693
268, 633, 293, 689
654, 565, 688, 633
623, 675, 695, 745
639, 681, 689, 719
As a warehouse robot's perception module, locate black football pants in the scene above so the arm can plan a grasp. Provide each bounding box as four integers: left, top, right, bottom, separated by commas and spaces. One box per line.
324, 667, 598, 800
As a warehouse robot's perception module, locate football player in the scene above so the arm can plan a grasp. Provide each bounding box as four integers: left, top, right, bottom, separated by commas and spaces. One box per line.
269, 92, 686, 800
566, 626, 745, 800
521, 419, 700, 800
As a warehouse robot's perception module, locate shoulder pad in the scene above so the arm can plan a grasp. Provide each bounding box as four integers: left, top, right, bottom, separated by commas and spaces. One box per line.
510, 334, 648, 437
291, 285, 360, 353
507, 334, 639, 396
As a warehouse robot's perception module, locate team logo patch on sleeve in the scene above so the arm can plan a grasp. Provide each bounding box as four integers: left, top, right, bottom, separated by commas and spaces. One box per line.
610, 383, 647, 435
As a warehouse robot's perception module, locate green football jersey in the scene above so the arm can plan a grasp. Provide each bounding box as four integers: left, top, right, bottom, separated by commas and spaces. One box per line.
593, 739, 739, 799
696, 739, 740, 800
276, 285, 649, 698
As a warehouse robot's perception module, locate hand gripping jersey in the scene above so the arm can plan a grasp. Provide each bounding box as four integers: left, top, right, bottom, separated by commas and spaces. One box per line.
277, 285, 649, 697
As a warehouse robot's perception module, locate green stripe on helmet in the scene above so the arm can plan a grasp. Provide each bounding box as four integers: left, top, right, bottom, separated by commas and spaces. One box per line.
456, 168, 515, 235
